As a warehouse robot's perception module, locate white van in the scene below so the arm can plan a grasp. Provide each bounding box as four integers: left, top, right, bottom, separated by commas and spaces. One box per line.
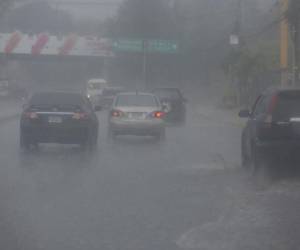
86, 78, 108, 105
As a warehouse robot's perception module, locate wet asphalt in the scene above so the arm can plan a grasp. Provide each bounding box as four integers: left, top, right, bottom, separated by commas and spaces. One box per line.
0, 103, 300, 250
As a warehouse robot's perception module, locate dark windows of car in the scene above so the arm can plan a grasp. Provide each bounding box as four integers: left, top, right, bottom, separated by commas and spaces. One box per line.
29, 92, 87, 111
115, 94, 159, 107
103, 88, 122, 96
272, 91, 300, 121
153, 88, 182, 100
253, 95, 268, 116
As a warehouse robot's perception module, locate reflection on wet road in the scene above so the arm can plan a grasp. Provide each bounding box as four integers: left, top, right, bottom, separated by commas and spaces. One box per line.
0, 107, 300, 250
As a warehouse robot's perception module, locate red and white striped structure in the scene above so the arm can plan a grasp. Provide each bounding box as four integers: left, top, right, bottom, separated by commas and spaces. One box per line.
0, 32, 114, 57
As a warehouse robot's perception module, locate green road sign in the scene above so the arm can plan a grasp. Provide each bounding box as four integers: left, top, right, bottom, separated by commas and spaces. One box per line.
147, 40, 178, 53
113, 39, 179, 53
113, 39, 143, 52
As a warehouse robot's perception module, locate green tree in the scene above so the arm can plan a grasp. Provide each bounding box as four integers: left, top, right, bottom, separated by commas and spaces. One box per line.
287, 0, 300, 84
0, 0, 13, 16
4, 2, 74, 33
109, 0, 174, 39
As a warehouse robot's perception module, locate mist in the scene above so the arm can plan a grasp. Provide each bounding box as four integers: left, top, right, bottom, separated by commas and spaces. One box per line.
0, 1, 299, 250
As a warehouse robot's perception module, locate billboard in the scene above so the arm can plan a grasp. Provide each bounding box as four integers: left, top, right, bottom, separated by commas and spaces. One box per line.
0, 32, 114, 57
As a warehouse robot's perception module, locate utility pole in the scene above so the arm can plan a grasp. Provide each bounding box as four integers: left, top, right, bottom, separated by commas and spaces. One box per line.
290, 0, 300, 85
142, 40, 148, 90
232, 0, 242, 106
280, 0, 289, 86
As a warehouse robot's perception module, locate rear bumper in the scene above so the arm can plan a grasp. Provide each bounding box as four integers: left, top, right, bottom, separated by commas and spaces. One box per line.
21, 125, 90, 144
165, 109, 185, 121
109, 119, 164, 135
256, 139, 300, 155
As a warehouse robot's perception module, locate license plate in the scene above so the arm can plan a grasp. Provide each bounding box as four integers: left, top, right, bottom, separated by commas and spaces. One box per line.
128, 113, 145, 119
48, 116, 62, 123
290, 117, 300, 122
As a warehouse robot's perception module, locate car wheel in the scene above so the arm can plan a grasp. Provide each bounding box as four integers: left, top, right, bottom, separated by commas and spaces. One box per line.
20, 132, 30, 151
241, 137, 250, 168
180, 112, 187, 124
107, 129, 116, 143
251, 146, 274, 188
84, 133, 98, 152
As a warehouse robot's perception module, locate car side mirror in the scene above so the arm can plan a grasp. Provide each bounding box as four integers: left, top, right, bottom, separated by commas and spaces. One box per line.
94, 105, 102, 112
238, 109, 250, 118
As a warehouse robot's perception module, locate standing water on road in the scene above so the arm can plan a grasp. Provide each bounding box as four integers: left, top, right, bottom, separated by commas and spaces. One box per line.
0, 0, 299, 250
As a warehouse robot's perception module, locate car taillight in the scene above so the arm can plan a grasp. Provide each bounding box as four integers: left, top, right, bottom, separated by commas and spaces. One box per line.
152, 111, 165, 119
263, 94, 278, 127
24, 112, 38, 119
72, 112, 89, 120
267, 94, 278, 114
111, 110, 123, 117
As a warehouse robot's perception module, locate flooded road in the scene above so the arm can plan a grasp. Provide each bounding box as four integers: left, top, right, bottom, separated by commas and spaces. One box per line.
0, 101, 299, 250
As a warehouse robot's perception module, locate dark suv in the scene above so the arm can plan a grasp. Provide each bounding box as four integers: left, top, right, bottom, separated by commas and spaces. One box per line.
239, 88, 300, 171
20, 92, 100, 151
152, 87, 186, 123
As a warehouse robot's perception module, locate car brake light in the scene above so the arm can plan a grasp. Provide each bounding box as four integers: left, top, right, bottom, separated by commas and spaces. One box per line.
111, 110, 123, 117
267, 94, 278, 114
263, 94, 278, 127
24, 112, 38, 119
72, 112, 88, 120
152, 111, 165, 119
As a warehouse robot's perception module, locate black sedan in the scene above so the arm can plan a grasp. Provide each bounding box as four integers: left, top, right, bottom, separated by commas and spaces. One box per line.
152, 87, 186, 123
20, 92, 100, 151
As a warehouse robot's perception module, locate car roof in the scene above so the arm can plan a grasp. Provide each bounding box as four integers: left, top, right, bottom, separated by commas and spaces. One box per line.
88, 79, 107, 84
30, 91, 85, 105
117, 92, 156, 97
153, 87, 180, 91
262, 87, 300, 95
104, 86, 124, 90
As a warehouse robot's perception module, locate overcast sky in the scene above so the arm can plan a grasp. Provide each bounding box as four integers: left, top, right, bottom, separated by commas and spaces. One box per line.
17, 0, 123, 20
18, 0, 276, 21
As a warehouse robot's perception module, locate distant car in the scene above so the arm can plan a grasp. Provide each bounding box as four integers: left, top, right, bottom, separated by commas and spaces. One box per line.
20, 92, 100, 151
152, 87, 186, 123
86, 78, 109, 106
98, 87, 124, 109
108, 92, 166, 141
240, 88, 300, 174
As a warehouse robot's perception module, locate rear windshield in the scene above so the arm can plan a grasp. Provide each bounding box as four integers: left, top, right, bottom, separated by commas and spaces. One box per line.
274, 91, 300, 121
88, 83, 102, 90
116, 95, 158, 107
153, 89, 181, 99
103, 89, 121, 96
29, 93, 84, 111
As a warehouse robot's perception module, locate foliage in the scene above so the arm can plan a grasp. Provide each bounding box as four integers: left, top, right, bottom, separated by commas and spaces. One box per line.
3, 2, 73, 33
0, 0, 13, 16
223, 44, 278, 82
287, 0, 300, 28
108, 0, 174, 39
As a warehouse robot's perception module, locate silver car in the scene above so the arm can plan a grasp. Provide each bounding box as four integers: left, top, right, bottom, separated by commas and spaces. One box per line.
108, 92, 166, 140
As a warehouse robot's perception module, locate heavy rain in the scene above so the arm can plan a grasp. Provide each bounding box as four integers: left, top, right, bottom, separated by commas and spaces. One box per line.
0, 0, 300, 250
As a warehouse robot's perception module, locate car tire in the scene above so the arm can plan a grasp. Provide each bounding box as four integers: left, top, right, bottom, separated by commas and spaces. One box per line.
107, 129, 116, 143
82, 132, 98, 152
241, 137, 250, 168
251, 145, 274, 188
20, 131, 30, 151
180, 112, 187, 124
